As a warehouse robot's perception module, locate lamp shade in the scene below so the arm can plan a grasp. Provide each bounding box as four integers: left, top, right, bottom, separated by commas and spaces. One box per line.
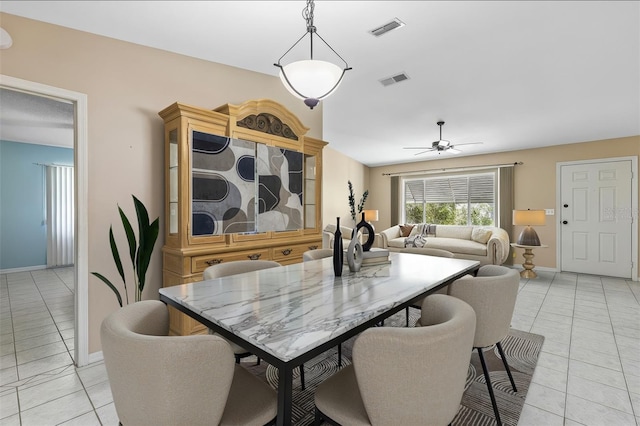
513, 209, 545, 246
279, 60, 344, 108
363, 210, 379, 222
512, 210, 545, 226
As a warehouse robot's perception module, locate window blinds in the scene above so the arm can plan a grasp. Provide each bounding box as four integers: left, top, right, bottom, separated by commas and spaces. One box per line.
404, 173, 495, 204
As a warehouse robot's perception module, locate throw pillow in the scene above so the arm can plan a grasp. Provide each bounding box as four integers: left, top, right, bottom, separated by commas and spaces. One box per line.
405, 234, 427, 248
471, 228, 492, 244
409, 223, 428, 237
399, 224, 414, 237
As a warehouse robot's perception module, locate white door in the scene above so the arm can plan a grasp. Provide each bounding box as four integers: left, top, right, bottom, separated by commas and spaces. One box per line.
560, 159, 633, 278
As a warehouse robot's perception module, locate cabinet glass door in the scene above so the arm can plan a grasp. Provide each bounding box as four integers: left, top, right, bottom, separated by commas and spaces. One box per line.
169, 129, 178, 234
304, 154, 316, 229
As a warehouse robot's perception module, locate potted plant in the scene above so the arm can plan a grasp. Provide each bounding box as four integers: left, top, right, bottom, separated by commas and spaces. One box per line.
92, 195, 159, 307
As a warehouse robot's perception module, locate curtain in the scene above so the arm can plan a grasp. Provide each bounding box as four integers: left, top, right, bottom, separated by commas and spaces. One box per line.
498, 166, 514, 265
46, 165, 74, 267
390, 176, 399, 225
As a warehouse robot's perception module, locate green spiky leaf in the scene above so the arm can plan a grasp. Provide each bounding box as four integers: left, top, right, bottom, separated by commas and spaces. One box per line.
91, 272, 123, 307
119, 205, 137, 269
109, 226, 126, 285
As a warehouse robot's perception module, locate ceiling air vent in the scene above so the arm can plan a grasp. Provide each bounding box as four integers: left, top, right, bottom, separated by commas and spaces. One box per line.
379, 72, 410, 87
369, 18, 405, 37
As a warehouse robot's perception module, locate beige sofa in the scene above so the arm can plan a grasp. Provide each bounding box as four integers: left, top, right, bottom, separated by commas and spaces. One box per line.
322, 224, 355, 249
379, 224, 510, 265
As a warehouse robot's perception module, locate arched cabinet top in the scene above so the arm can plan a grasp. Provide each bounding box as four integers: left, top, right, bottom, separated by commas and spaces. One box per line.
214, 99, 310, 141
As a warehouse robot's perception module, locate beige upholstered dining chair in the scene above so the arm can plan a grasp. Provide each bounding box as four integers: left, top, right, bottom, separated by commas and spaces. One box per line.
101, 300, 277, 426
302, 248, 333, 261
204, 259, 307, 390
401, 247, 456, 326
435, 264, 520, 426
314, 294, 476, 426
203, 260, 281, 363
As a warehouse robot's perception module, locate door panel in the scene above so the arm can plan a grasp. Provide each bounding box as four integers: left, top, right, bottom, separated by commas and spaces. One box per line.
560, 160, 632, 278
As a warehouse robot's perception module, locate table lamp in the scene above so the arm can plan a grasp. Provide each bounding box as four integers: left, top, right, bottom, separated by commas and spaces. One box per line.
513, 209, 545, 246
363, 210, 379, 228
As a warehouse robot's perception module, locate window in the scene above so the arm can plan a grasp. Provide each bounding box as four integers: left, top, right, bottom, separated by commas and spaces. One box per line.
403, 172, 496, 225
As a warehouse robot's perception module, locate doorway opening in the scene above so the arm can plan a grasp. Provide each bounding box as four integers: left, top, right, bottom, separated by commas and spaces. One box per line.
0, 75, 89, 365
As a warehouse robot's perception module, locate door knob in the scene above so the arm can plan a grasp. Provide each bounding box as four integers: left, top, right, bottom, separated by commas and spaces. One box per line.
562, 220, 568, 224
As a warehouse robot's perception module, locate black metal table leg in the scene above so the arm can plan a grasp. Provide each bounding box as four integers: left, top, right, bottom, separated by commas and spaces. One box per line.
277, 365, 294, 426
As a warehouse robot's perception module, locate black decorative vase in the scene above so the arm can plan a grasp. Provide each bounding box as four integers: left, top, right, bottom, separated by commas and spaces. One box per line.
355, 212, 375, 251
333, 217, 343, 276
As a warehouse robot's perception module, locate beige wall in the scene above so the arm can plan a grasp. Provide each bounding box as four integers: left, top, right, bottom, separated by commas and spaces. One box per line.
369, 136, 640, 272
322, 146, 370, 230
0, 13, 351, 353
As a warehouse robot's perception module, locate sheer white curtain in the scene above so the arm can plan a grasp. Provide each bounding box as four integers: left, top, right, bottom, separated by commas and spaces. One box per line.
46, 165, 74, 267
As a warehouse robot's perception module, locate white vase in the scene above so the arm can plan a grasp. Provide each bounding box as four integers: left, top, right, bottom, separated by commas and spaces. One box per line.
346, 231, 363, 272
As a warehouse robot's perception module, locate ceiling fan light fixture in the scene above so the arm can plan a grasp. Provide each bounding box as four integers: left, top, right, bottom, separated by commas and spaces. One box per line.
274, 0, 351, 110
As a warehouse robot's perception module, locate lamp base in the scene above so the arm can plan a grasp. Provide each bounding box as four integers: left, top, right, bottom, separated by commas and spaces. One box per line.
516, 226, 541, 246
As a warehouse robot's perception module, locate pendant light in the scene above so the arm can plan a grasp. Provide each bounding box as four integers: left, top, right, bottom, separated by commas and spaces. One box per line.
274, 0, 351, 109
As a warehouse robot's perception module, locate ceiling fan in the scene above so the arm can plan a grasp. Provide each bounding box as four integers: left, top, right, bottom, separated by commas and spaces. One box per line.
404, 121, 482, 155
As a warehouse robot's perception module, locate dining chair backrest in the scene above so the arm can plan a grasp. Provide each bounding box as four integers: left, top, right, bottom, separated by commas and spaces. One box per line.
302, 248, 333, 262
203, 259, 281, 280
401, 247, 455, 258
445, 264, 520, 348
101, 300, 235, 425
353, 294, 476, 425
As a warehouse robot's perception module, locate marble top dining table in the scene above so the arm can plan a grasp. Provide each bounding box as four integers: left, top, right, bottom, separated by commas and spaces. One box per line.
159, 251, 480, 426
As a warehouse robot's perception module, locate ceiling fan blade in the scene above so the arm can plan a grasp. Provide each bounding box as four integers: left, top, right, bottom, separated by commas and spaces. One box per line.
452, 142, 483, 147
403, 147, 434, 150
448, 147, 462, 154
414, 149, 437, 156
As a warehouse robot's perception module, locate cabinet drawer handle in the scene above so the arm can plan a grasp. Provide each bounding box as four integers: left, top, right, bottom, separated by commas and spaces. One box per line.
281, 248, 292, 256
247, 253, 262, 260
308, 245, 318, 250
205, 259, 223, 266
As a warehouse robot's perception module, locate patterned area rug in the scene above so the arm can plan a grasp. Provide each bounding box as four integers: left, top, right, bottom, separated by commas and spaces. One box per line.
243, 308, 544, 426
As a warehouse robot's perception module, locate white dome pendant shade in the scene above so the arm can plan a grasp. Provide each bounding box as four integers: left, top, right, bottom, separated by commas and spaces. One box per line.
274, 0, 351, 110
278, 59, 346, 109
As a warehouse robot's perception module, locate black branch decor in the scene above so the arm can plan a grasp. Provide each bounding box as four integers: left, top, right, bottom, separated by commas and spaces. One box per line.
348, 180, 369, 223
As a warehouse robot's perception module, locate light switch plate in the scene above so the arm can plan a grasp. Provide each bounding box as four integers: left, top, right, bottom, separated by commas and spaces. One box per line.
545, 209, 554, 215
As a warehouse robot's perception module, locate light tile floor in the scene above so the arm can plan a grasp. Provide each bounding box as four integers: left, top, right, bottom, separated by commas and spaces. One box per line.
0, 267, 638, 425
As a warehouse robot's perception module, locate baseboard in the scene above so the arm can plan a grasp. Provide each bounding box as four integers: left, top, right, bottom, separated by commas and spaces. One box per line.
0, 264, 47, 274
512, 265, 558, 273
87, 350, 104, 365
512, 264, 638, 281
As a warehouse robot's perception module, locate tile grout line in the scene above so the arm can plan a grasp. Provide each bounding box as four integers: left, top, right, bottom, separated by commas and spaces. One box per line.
605, 278, 639, 422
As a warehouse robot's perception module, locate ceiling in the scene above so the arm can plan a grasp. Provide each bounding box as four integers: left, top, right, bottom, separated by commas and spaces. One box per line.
1, 1, 638, 166
0, 88, 74, 148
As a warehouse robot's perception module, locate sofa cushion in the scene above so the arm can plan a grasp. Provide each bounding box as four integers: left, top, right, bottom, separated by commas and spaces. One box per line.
425, 237, 487, 256
388, 238, 407, 249
471, 228, 493, 244
435, 226, 473, 240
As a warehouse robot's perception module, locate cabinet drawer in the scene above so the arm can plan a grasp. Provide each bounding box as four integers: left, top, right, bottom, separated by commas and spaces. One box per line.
192, 249, 271, 273
271, 242, 320, 262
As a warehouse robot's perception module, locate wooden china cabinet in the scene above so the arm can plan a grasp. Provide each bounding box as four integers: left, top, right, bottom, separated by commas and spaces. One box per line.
159, 99, 326, 336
